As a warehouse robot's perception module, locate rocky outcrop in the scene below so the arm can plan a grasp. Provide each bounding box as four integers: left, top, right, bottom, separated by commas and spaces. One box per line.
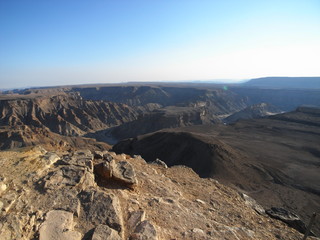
266, 207, 315, 236
0, 93, 141, 137
0, 147, 317, 239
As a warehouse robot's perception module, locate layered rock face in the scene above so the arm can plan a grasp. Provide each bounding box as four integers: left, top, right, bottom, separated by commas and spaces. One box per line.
102, 106, 217, 143
223, 102, 281, 124
73, 86, 248, 113
0, 92, 160, 150
0, 147, 312, 240
0, 93, 142, 136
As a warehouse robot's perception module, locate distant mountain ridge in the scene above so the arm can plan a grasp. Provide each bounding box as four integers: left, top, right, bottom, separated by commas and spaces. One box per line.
243, 77, 320, 89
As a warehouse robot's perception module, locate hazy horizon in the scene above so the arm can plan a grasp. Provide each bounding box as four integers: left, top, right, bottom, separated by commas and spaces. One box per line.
1, 0, 320, 89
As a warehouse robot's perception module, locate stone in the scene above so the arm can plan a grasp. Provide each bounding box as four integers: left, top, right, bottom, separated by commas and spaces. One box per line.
195, 199, 206, 205
103, 152, 114, 162
0, 192, 17, 213
240, 193, 266, 216
93, 151, 104, 159
79, 170, 96, 190
42, 152, 60, 166
149, 158, 168, 168
39, 210, 82, 240
130, 220, 158, 240
95, 161, 113, 179
92, 224, 121, 240
266, 207, 313, 235
81, 191, 123, 232
0, 182, 7, 195
68, 150, 94, 172
35, 152, 60, 176
58, 196, 81, 217
111, 161, 137, 186
192, 228, 204, 234
128, 210, 146, 232
44, 166, 85, 191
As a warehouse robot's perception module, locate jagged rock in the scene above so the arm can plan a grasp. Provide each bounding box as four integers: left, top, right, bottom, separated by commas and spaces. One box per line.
79, 170, 96, 190
150, 158, 168, 168
130, 220, 158, 240
266, 207, 312, 235
91, 224, 122, 240
43, 163, 96, 191
103, 152, 114, 162
95, 160, 137, 187
68, 150, 94, 171
128, 210, 146, 232
240, 193, 266, 216
95, 161, 113, 179
58, 196, 81, 217
93, 151, 104, 159
44, 166, 86, 191
81, 191, 123, 232
42, 152, 60, 167
39, 210, 82, 240
111, 161, 137, 186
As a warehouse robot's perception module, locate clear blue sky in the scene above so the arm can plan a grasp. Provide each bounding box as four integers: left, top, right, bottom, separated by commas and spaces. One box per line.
1, 0, 320, 89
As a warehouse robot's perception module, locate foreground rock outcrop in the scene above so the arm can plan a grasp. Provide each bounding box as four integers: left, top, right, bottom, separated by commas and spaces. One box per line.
0, 146, 318, 239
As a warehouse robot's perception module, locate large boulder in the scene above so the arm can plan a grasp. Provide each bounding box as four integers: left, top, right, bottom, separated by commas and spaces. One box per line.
39, 210, 82, 240
80, 191, 123, 233
111, 160, 138, 186
95, 160, 138, 188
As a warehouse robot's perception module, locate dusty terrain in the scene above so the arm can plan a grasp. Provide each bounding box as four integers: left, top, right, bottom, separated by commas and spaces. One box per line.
0, 147, 315, 240
1, 82, 320, 239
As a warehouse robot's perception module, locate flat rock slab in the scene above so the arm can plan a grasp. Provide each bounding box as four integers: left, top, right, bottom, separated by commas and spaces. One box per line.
44, 166, 85, 191
81, 191, 123, 232
92, 224, 121, 240
39, 210, 82, 240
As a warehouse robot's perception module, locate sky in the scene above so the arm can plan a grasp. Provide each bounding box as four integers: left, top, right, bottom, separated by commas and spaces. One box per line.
0, 0, 320, 89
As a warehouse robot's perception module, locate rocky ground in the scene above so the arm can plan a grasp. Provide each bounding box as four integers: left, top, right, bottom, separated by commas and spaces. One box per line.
0, 146, 317, 240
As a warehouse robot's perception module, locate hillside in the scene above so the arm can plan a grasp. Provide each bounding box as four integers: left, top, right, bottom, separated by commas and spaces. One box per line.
113, 107, 320, 236
0, 147, 313, 240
